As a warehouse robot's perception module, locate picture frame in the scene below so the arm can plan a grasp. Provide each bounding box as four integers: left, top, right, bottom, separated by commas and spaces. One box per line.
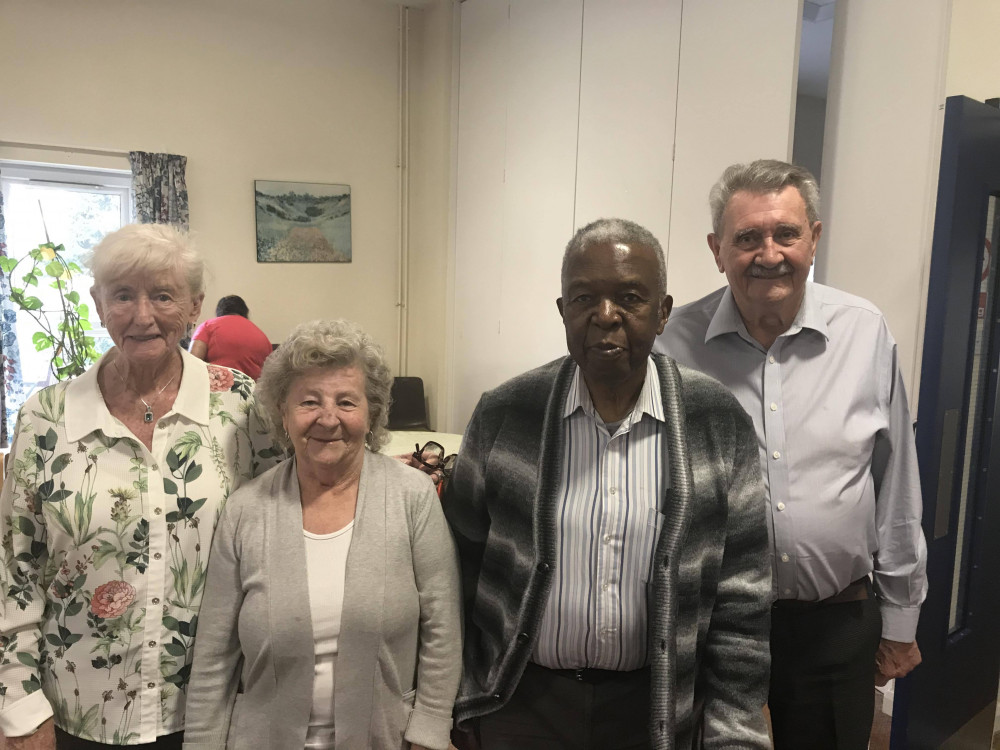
254, 180, 352, 263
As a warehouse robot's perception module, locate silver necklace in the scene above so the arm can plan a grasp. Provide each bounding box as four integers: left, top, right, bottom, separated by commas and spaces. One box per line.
112, 359, 178, 423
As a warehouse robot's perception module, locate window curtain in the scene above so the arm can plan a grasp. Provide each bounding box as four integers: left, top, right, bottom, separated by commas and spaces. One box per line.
129, 152, 189, 229
0, 173, 25, 448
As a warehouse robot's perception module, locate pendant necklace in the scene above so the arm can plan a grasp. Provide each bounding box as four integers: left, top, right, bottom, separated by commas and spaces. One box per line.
113, 359, 178, 423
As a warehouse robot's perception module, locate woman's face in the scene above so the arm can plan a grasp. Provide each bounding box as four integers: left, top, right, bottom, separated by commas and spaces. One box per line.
94, 266, 203, 367
282, 365, 370, 475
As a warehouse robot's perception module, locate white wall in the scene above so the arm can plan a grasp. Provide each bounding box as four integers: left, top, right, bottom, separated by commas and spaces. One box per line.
450, 0, 801, 430
946, 0, 1000, 100
818, 0, 951, 411
0, 0, 406, 370
666, 0, 801, 305
406, 0, 458, 429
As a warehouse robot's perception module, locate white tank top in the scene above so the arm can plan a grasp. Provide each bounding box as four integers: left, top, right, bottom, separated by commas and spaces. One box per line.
303, 521, 354, 750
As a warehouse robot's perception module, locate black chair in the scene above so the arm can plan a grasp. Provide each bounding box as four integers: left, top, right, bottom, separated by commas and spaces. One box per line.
388, 376, 430, 430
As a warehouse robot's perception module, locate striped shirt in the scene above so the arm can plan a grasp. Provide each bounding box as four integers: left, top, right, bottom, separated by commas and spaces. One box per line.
532, 358, 669, 671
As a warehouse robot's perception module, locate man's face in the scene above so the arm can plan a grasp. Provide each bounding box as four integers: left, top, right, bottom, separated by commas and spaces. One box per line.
709, 186, 821, 321
557, 241, 672, 389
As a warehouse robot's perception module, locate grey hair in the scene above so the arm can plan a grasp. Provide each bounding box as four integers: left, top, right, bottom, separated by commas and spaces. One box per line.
709, 159, 821, 235
562, 218, 667, 299
255, 319, 393, 453
87, 223, 205, 297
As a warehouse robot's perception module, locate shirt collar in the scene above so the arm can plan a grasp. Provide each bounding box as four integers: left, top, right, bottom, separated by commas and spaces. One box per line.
64, 347, 212, 443
704, 282, 829, 344
563, 356, 665, 425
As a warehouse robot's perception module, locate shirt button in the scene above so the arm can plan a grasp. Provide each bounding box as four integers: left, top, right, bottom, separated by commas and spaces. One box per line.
772, 450, 781, 459
769, 356, 776, 364
147, 682, 155, 689
781, 553, 790, 563
776, 502, 786, 511
603, 534, 612, 543
770, 403, 778, 411
784, 588, 792, 595
152, 598, 160, 605
154, 552, 162, 560
609, 487, 617, 495
148, 640, 156, 647
602, 583, 610, 591
154, 508, 162, 515
151, 463, 159, 472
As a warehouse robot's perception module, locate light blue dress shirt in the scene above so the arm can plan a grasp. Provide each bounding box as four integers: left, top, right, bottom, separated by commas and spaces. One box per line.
656, 282, 927, 642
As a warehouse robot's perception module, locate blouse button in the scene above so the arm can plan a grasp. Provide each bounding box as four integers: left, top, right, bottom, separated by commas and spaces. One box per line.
151, 463, 159, 472
154, 553, 162, 560
147, 682, 155, 689
148, 640, 156, 648
772, 451, 781, 460
152, 598, 160, 605
154, 508, 162, 515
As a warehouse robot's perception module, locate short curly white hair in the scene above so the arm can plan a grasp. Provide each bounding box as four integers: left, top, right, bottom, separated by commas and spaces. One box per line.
87, 223, 205, 297
256, 319, 393, 453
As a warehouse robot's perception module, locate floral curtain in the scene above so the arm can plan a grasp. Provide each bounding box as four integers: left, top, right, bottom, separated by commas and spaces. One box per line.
129, 152, 189, 229
0, 174, 26, 448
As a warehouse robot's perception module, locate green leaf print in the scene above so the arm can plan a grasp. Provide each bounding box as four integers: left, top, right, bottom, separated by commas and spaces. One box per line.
14, 516, 35, 536
172, 431, 203, 464
163, 477, 178, 496
34, 385, 65, 423
51, 452, 72, 474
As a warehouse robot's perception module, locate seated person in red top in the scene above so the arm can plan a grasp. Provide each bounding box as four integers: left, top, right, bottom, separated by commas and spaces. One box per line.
190, 294, 273, 379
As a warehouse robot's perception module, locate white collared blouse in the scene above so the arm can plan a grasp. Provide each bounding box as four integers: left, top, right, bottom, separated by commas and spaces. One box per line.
0, 348, 281, 742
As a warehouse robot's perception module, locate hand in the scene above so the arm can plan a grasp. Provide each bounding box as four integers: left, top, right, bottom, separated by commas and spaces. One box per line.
875, 638, 922, 686
395, 454, 445, 486
7, 718, 56, 750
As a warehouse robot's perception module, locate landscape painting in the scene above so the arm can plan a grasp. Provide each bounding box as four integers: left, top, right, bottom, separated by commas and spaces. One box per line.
255, 180, 352, 262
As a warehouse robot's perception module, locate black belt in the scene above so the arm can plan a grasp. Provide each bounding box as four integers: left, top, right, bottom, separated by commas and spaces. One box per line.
534, 663, 647, 684
773, 577, 870, 610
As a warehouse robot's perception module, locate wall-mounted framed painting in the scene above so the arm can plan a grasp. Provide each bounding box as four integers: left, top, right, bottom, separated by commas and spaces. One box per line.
254, 180, 352, 262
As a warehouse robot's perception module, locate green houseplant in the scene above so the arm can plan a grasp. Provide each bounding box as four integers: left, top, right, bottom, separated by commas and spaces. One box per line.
0, 241, 100, 381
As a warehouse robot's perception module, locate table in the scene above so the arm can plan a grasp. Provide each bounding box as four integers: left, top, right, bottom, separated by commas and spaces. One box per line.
384, 430, 463, 458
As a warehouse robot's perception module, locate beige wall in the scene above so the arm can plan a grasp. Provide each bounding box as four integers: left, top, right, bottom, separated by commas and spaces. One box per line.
0, 0, 408, 371
946, 0, 1000, 100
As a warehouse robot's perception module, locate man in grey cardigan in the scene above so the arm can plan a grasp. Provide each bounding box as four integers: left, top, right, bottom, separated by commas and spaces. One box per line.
442, 218, 772, 750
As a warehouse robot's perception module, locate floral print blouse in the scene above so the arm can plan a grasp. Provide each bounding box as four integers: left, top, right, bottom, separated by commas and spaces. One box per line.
0, 348, 281, 743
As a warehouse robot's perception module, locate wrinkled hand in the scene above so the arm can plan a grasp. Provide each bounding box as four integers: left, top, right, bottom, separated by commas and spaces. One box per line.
395, 454, 444, 486
875, 638, 922, 686
7, 718, 56, 750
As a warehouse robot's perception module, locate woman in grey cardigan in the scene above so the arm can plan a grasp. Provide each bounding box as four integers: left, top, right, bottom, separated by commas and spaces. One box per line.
182, 320, 462, 750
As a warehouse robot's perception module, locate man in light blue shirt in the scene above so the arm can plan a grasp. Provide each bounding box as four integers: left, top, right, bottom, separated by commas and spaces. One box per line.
656, 160, 928, 750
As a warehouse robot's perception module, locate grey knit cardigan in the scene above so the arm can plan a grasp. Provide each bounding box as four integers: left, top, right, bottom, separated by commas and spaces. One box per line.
442, 354, 772, 750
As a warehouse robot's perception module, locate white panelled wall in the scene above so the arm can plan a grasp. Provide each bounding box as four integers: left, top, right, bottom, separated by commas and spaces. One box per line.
449, 0, 801, 431
818, 0, 951, 411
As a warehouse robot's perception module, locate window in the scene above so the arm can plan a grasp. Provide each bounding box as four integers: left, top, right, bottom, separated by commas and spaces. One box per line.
1, 162, 130, 397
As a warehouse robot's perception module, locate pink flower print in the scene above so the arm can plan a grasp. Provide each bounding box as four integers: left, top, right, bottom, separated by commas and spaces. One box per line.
207, 365, 235, 392
90, 580, 136, 619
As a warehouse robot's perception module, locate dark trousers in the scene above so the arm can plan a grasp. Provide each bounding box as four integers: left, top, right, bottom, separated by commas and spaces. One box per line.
55, 728, 183, 750
768, 586, 882, 750
476, 661, 652, 750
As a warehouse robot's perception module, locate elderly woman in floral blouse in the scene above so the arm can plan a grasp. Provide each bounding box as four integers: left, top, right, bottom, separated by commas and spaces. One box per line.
0, 224, 280, 750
